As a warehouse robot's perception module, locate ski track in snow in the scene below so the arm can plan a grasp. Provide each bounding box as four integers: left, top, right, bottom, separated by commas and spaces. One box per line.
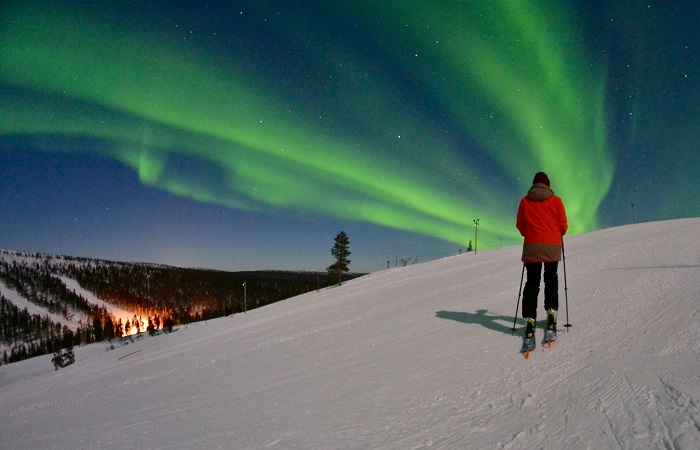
0, 264, 139, 333
0, 280, 81, 331
0, 219, 699, 449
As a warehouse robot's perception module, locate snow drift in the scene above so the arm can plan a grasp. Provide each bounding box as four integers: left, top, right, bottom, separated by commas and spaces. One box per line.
1, 219, 699, 449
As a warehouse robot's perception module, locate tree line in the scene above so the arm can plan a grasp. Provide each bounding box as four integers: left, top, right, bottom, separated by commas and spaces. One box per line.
0, 251, 364, 366
0, 295, 77, 364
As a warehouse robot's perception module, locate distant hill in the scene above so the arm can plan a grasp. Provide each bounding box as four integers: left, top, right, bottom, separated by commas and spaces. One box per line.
0, 249, 366, 364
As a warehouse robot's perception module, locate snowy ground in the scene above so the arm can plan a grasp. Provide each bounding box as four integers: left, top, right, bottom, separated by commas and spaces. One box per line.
1, 219, 699, 449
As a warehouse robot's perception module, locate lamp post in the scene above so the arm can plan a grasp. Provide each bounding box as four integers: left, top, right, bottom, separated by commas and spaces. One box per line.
243, 281, 247, 314
473, 219, 480, 253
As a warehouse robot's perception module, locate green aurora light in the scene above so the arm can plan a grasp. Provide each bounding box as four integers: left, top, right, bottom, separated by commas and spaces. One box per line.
0, 0, 614, 248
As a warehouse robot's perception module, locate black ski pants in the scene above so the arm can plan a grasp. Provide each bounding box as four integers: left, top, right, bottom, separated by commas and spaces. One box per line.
521, 261, 559, 320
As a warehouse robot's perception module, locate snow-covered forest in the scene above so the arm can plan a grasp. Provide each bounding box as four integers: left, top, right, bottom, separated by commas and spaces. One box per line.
0, 251, 359, 365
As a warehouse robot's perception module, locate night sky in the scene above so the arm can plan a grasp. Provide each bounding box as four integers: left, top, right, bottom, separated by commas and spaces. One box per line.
1, 1, 698, 272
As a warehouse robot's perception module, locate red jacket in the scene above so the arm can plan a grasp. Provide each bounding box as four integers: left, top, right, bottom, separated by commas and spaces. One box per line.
516, 184, 568, 262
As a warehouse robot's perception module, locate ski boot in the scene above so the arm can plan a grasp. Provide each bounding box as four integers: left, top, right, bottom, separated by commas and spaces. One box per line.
543, 309, 557, 346
521, 318, 536, 357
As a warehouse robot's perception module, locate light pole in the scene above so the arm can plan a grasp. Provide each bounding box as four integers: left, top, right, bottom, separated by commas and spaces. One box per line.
473, 219, 480, 253
243, 281, 247, 314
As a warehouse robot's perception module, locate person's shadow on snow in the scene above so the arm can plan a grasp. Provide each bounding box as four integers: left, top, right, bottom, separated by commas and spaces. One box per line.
435, 309, 530, 336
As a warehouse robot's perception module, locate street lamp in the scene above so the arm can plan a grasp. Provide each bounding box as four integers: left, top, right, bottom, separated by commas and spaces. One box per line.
243, 281, 247, 314
473, 219, 480, 253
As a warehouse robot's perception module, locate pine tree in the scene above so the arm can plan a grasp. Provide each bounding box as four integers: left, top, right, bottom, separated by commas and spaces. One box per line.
62, 327, 73, 350
163, 316, 174, 333
115, 318, 123, 338
327, 231, 351, 286
147, 317, 156, 336
92, 316, 103, 342
104, 316, 115, 340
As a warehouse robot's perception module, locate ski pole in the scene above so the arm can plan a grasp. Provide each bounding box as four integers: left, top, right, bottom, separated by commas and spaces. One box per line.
562, 237, 571, 330
511, 263, 525, 334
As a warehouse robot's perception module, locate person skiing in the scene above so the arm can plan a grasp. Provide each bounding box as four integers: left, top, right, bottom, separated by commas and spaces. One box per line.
516, 172, 568, 345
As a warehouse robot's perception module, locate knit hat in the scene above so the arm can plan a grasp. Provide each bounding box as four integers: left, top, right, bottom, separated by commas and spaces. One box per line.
533, 172, 550, 187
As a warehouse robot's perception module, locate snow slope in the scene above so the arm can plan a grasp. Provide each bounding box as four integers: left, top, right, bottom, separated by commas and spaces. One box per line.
0, 280, 80, 331
1, 219, 699, 449
58, 275, 143, 330
0, 249, 152, 333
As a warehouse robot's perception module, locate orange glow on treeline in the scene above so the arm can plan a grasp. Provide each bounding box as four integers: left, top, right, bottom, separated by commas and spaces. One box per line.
94, 305, 204, 337
99, 311, 160, 337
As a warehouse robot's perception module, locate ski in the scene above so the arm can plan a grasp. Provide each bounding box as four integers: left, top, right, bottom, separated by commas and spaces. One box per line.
542, 329, 557, 348
520, 336, 536, 359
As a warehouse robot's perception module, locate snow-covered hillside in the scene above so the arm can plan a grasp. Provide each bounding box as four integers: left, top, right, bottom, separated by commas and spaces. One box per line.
1, 219, 699, 449
0, 251, 150, 333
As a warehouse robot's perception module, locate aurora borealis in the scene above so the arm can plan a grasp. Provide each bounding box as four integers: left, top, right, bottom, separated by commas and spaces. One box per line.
1, 1, 697, 271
